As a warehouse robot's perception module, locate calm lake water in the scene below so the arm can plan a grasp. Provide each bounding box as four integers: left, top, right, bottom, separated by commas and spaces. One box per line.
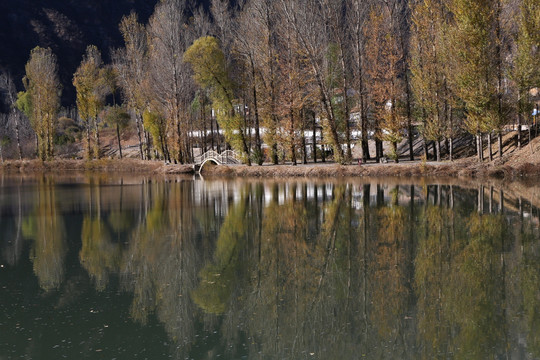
1, 175, 539, 359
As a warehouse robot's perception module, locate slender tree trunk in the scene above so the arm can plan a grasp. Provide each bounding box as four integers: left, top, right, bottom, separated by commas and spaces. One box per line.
312, 112, 317, 163
404, 71, 414, 161
449, 137, 453, 161
339, 43, 352, 163
436, 140, 441, 162
210, 113, 215, 151
250, 57, 263, 165
86, 122, 92, 159
354, 17, 370, 162
267, 13, 279, 166
321, 130, 326, 163
498, 132, 503, 158
518, 111, 522, 150
144, 130, 151, 161
290, 109, 297, 166
488, 132, 493, 161
477, 134, 483, 162
202, 100, 207, 152
215, 120, 222, 153
46, 119, 51, 160
393, 141, 398, 163
176, 114, 183, 164
13, 110, 22, 160
116, 124, 123, 159
302, 134, 307, 164
135, 110, 144, 160
301, 108, 307, 164
94, 116, 100, 159
529, 124, 533, 154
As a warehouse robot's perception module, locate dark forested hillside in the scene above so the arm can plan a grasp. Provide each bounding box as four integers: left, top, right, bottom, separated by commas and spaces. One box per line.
0, 0, 160, 102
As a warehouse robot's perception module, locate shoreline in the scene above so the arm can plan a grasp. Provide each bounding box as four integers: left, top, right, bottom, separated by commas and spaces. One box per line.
201, 160, 538, 180
0, 158, 538, 180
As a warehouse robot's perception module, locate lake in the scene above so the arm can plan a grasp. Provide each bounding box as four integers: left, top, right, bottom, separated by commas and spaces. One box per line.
0, 174, 539, 359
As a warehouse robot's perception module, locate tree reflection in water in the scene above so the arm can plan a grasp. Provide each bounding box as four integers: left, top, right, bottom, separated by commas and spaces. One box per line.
2, 177, 540, 359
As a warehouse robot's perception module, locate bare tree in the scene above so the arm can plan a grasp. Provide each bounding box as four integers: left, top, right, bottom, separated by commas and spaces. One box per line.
0, 71, 23, 159
348, 0, 371, 162
279, 0, 346, 164
147, 0, 193, 163
116, 12, 149, 160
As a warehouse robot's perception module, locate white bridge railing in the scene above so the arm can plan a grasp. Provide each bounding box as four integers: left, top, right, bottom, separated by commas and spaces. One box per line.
194, 150, 241, 166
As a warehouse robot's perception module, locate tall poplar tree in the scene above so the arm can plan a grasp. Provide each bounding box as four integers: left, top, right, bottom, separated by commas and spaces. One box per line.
410, 0, 451, 161
22, 47, 61, 161
73, 45, 107, 159
449, 0, 497, 162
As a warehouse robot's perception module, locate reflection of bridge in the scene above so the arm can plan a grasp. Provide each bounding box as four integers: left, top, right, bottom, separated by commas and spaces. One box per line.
193, 150, 241, 172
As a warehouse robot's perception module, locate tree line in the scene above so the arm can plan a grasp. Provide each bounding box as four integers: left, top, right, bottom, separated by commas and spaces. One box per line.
0, 0, 538, 164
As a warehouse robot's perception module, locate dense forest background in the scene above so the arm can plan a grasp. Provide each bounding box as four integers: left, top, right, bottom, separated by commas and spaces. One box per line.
0, 0, 538, 165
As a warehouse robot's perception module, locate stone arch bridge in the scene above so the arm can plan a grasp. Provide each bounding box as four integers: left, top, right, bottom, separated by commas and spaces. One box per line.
193, 150, 241, 172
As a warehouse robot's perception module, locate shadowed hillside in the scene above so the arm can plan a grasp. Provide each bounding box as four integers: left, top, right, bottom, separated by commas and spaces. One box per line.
0, 0, 160, 103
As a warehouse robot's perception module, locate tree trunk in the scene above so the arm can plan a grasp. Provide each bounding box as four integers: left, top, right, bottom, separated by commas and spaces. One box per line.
144, 130, 151, 161
215, 120, 221, 153
250, 58, 263, 165
289, 108, 296, 166
94, 117, 100, 159
312, 112, 317, 163
135, 111, 144, 160
436, 140, 441, 162
529, 125, 533, 154
201, 98, 207, 153
393, 141, 398, 163
86, 122, 92, 160
403, 70, 414, 161
13, 110, 22, 160
339, 43, 352, 164
498, 132, 503, 158
116, 124, 123, 159
518, 112, 522, 150
375, 139, 383, 162
210, 113, 215, 151
488, 132, 493, 161
449, 137, 453, 161
301, 108, 307, 164
477, 134, 483, 162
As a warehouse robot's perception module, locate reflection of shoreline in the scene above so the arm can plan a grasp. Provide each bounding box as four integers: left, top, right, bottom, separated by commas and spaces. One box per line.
2, 175, 540, 227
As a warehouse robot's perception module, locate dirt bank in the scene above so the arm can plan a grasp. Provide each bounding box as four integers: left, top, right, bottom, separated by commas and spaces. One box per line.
1, 156, 539, 180
0, 159, 194, 175
200, 158, 540, 180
